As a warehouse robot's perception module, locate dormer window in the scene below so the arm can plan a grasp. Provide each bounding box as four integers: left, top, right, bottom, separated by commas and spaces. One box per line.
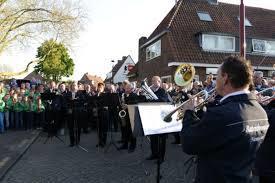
146, 40, 161, 61
202, 34, 235, 52
237, 17, 252, 27
197, 12, 213, 22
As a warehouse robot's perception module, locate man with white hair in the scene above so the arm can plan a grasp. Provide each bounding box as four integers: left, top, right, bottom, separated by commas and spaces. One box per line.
146, 76, 168, 163
253, 71, 267, 91
118, 82, 137, 153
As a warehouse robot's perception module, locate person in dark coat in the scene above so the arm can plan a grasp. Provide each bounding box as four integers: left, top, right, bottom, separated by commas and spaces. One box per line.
181, 56, 269, 183
118, 82, 137, 153
255, 100, 275, 183
146, 76, 169, 163
64, 82, 84, 147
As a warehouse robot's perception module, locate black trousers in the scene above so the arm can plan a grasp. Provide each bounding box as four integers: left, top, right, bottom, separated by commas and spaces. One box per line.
34, 111, 45, 128
150, 134, 166, 160
259, 176, 275, 183
67, 110, 82, 145
121, 114, 136, 148
81, 110, 89, 132
23, 112, 33, 130
97, 108, 108, 145
45, 109, 61, 132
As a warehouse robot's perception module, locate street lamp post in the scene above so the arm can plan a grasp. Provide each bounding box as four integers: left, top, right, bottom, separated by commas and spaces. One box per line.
240, 0, 246, 59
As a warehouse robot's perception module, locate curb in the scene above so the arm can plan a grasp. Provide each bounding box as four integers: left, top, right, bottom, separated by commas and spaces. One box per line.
0, 131, 41, 182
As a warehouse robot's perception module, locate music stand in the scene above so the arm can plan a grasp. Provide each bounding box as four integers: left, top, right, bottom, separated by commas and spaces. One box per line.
136, 103, 182, 183
66, 97, 89, 152
40, 93, 65, 144
96, 93, 120, 153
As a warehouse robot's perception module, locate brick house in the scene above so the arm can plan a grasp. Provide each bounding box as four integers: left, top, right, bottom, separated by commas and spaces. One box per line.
79, 73, 103, 86
129, 0, 275, 83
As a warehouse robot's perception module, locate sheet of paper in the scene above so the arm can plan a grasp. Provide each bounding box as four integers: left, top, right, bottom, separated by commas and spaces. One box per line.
138, 104, 182, 135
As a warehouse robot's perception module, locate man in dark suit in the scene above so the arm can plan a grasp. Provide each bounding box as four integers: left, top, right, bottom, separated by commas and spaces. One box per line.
96, 82, 108, 147
44, 81, 62, 134
181, 56, 269, 183
255, 100, 275, 183
146, 76, 169, 163
118, 82, 137, 153
64, 82, 84, 147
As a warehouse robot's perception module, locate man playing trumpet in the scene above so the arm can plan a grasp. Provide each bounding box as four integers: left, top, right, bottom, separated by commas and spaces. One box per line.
180, 56, 269, 183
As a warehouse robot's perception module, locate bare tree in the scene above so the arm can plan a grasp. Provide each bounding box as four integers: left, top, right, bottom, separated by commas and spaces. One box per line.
0, 0, 86, 55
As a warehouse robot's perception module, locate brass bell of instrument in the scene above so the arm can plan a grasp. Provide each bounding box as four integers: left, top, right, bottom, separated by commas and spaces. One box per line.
174, 63, 195, 87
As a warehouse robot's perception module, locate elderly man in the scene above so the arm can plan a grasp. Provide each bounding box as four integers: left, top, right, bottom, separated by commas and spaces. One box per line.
146, 76, 168, 163
253, 71, 268, 91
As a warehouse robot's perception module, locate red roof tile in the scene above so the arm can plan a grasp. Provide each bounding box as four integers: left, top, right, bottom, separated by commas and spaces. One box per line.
147, 0, 275, 67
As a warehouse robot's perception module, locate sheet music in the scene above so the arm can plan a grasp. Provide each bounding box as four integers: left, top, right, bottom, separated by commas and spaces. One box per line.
138, 103, 182, 135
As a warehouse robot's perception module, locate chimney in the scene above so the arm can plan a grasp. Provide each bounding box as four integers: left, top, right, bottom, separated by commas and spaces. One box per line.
139, 37, 148, 48
122, 56, 127, 60
207, 0, 218, 5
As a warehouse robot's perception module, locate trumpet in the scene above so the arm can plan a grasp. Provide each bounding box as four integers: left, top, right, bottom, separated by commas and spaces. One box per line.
256, 87, 275, 95
256, 87, 275, 105
163, 88, 216, 122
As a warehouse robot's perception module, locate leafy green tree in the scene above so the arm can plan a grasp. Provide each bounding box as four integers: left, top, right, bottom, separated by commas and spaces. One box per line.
34, 39, 74, 82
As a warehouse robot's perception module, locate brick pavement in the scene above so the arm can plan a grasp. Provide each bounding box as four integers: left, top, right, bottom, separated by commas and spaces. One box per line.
1, 131, 259, 183
0, 130, 40, 181
1, 131, 195, 183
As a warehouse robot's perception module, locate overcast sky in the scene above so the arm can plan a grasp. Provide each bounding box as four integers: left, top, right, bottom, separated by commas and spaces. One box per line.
1, 0, 275, 80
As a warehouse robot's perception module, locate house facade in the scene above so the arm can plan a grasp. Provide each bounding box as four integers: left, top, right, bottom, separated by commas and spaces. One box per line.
105, 55, 135, 83
79, 73, 103, 86
129, 0, 275, 83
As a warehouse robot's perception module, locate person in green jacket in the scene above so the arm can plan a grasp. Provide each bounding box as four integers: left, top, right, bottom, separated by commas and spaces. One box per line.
0, 99, 5, 133
13, 95, 24, 129
34, 96, 45, 129
3, 94, 12, 130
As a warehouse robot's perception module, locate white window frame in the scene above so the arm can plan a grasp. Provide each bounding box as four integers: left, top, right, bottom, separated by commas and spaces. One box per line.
202, 34, 235, 52
252, 39, 275, 55
161, 75, 172, 83
197, 12, 213, 22
206, 68, 218, 75
146, 40, 161, 61
194, 75, 200, 81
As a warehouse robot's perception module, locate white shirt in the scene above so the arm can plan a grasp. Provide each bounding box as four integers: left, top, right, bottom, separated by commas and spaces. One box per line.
220, 90, 250, 103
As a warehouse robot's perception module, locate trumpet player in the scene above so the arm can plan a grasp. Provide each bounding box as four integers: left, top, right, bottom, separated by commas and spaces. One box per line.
180, 56, 269, 183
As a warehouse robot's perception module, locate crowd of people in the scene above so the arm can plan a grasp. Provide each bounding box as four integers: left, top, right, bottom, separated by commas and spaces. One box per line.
0, 56, 274, 183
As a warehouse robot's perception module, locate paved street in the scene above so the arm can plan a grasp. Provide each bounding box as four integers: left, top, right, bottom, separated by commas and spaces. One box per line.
1, 130, 196, 183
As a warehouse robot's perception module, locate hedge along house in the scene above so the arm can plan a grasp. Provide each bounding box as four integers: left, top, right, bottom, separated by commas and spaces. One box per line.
128, 0, 275, 83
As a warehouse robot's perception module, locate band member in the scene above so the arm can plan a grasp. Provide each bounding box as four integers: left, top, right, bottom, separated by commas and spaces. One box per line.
146, 76, 168, 163
65, 82, 83, 147
118, 82, 137, 153
181, 56, 269, 183
44, 81, 62, 132
96, 82, 108, 147
81, 84, 93, 133
255, 100, 275, 183
253, 71, 268, 92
